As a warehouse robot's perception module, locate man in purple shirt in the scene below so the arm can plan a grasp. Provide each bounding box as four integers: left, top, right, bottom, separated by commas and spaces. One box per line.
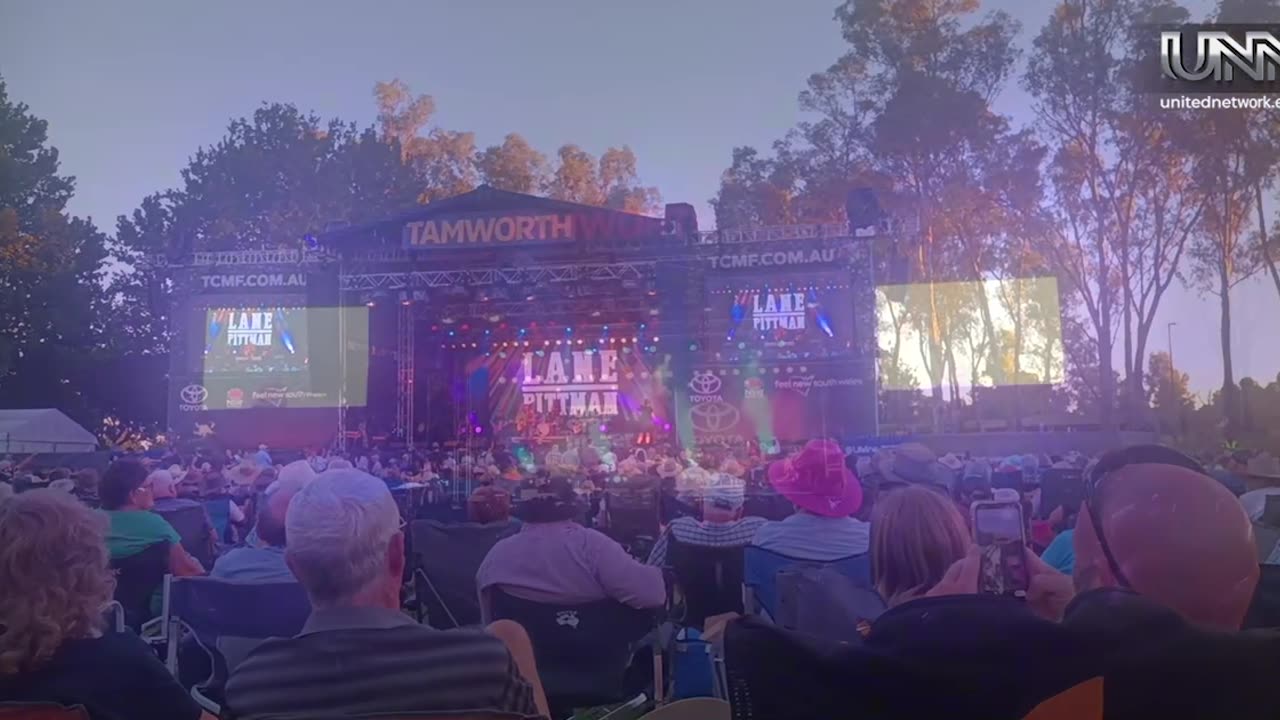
477, 478, 664, 617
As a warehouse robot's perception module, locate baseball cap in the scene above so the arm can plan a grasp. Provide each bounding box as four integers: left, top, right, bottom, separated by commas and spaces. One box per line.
704, 474, 746, 510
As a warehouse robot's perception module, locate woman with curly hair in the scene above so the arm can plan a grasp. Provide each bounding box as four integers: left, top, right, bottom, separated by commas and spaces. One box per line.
0, 489, 208, 719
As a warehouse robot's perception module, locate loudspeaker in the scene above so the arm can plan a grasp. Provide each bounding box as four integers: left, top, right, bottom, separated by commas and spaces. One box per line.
846, 188, 883, 235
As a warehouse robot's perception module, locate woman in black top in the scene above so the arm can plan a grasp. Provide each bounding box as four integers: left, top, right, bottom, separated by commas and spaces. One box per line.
0, 488, 206, 720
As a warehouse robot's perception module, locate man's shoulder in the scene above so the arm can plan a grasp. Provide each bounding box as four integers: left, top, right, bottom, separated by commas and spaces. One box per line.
239, 624, 508, 669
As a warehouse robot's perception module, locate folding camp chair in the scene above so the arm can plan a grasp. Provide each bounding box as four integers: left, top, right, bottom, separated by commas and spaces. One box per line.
109, 540, 170, 632
162, 577, 311, 714
409, 519, 520, 628
667, 540, 746, 630
488, 588, 656, 719
741, 546, 870, 622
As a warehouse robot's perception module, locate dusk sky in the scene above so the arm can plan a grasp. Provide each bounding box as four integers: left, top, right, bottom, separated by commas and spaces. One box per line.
2, 0, 1274, 395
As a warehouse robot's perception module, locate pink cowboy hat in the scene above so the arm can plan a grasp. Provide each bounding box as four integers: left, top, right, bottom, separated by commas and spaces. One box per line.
768, 439, 862, 518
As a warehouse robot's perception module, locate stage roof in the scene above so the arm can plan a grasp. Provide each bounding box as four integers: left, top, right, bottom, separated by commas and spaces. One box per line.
323, 185, 666, 247
0, 409, 98, 454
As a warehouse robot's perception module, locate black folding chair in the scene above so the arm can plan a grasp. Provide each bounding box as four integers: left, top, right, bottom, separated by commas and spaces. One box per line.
156, 504, 216, 570
603, 489, 660, 558
163, 577, 311, 715
109, 541, 169, 632
488, 588, 655, 718
410, 519, 520, 629
1244, 564, 1280, 630
1038, 468, 1085, 520
667, 540, 746, 630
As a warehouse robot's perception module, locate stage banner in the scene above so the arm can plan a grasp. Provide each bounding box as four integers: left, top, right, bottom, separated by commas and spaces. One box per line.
684, 364, 875, 445
403, 209, 665, 249
464, 347, 671, 436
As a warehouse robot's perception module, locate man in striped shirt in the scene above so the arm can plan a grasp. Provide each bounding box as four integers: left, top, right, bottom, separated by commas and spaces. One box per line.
224, 469, 543, 720
647, 473, 766, 567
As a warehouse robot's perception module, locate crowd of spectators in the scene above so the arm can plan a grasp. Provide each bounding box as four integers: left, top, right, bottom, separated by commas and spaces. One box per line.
0, 435, 1278, 719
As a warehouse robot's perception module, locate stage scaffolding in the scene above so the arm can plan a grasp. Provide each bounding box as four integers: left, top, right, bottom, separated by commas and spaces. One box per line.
164, 221, 878, 449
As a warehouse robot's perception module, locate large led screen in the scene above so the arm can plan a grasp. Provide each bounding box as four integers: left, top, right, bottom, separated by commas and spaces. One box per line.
876, 277, 1064, 390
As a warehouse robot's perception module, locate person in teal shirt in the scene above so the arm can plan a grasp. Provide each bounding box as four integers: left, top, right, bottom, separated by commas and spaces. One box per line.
100, 460, 206, 577
1040, 528, 1075, 575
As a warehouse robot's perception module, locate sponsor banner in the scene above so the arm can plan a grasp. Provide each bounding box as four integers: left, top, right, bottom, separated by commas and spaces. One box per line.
706, 247, 843, 270
171, 377, 337, 413
684, 364, 875, 445
403, 210, 664, 249
197, 271, 308, 292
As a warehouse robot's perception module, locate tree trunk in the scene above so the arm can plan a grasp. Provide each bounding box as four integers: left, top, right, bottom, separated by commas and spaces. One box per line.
1097, 242, 1116, 430
1254, 181, 1280, 302
1220, 255, 1238, 439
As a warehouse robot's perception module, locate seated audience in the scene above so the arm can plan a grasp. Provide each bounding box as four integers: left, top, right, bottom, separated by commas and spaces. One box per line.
224, 469, 541, 720
1209, 449, 1251, 496
72, 468, 100, 508
1039, 504, 1078, 575
871, 484, 970, 607
751, 439, 868, 560
211, 476, 304, 582
1239, 453, 1280, 523
201, 470, 246, 543
0, 489, 207, 720
647, 473, 765, 567
100, 459, 204, 577
477, 477, 665, 611
469, 484, 518, 528
151, 468, 206, 514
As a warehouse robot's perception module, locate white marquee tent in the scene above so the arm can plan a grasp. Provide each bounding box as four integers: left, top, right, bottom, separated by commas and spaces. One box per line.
0, 409, 98, 454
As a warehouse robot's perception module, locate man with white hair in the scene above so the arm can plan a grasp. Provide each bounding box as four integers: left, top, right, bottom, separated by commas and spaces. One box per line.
646, 473, 766, 567
225, 469, 542, 720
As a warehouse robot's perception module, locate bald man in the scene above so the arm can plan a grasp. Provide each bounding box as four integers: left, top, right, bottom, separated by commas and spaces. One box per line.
1073, 462, 1259, 631
211, 477, 305, 582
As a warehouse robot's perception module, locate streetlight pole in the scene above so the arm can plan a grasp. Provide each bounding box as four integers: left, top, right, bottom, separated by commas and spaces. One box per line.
1167, 321, 1179, 437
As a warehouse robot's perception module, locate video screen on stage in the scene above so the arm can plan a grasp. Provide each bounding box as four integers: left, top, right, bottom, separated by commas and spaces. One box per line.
876, 277, 1065, 390
204, 308, 309, 374
197, 307, 370, 409
707, 273, 855, 360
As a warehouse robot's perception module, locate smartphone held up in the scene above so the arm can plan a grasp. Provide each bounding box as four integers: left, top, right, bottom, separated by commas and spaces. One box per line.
972, 498, 1030, 599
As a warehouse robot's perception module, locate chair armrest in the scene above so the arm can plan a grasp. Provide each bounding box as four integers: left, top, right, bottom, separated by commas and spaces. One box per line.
190, 687, 221, 716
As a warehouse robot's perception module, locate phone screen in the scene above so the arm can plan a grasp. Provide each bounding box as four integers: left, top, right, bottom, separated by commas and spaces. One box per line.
973, 502, 1029, 597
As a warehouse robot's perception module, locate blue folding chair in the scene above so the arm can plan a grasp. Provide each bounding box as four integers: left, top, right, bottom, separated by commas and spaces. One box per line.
741, 546, 871, 621
162, 577, 311, 715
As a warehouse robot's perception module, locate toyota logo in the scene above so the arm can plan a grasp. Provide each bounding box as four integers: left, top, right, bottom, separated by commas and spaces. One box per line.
688, 371, 721, 395
690, 401, 740, 433
180, 384, 208, 405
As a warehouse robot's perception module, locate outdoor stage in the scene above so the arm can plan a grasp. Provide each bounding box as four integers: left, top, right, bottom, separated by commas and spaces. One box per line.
164, 186, 881, 451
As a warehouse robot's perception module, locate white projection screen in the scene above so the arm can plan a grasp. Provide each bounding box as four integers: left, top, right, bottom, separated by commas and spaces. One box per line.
876, 277, 1064, 391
